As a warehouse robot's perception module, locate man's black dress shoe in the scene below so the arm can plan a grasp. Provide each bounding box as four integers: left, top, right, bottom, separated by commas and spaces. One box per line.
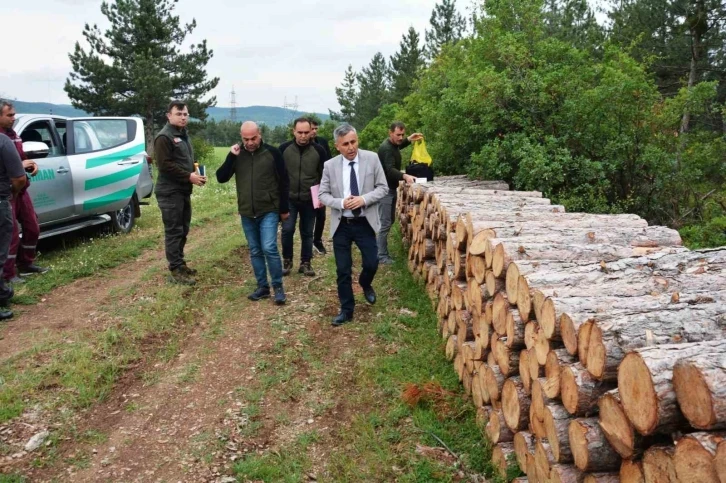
363, 286, 376, 305
331, 312, 353, 327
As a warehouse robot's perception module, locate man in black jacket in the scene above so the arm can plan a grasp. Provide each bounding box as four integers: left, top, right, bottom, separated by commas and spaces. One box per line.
279, 118, 329, 277
154, 100, 207, 285
377, 121, 422, 264
216, 121, 290, 305
310, 119, 331, 255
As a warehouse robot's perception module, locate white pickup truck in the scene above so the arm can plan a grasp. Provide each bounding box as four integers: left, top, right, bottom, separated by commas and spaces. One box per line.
12, 114, 154, 238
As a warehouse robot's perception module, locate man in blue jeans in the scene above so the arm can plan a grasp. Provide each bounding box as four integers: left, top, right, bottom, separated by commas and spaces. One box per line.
216, 121, 290, 304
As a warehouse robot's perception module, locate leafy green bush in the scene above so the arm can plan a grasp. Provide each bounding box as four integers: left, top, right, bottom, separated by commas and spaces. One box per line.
191, 136, 215, 164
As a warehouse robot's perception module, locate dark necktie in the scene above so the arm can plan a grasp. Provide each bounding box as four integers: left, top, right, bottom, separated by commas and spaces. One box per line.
349, 161, 361, 217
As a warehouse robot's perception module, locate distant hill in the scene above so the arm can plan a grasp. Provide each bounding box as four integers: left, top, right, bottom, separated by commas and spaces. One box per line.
12, 101, 328, 127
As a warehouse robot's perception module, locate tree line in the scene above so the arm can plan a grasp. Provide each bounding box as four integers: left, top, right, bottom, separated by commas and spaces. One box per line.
334, 0, 726, 248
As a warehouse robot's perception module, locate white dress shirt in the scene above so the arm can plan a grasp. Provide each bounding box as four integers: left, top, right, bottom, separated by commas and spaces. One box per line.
341, 153, 365, 217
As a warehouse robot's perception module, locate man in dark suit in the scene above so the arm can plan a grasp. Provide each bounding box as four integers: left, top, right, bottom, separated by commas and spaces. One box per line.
318, 124, 388, 326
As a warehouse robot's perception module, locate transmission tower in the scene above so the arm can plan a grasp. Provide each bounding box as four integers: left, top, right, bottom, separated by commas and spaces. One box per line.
230, 87, 237, 122
283, 96, 299, 122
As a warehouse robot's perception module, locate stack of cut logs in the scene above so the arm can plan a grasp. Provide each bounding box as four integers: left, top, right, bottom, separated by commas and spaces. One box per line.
398, 175, 726, 482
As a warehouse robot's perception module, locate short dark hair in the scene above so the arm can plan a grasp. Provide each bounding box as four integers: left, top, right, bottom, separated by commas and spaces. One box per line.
167, 100, 187, 113
293, 117, 311, 129
389, 121, 406, 132
308, 118, 320, 127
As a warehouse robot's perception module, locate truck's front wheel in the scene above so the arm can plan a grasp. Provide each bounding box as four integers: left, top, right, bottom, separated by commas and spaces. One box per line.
108, 196, 137, 234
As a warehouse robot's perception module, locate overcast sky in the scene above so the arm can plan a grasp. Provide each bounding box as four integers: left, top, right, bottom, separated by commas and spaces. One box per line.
2, 0, 474, 114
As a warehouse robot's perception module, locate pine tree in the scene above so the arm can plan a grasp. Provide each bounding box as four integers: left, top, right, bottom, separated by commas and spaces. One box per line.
330, 65, 358, 123
389, 27, 426, 101
354, 53, 390, 129
64, 0, 219, 152
425, 0, 466, 61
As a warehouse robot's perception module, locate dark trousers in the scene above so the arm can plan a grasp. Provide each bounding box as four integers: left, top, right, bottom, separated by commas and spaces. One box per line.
333, 218, 379, 315
157, 192, 191, 271
281, 199, 315, 263
0, 199, 14, 304
313, 207, 326, 243
3, 189, 40, 280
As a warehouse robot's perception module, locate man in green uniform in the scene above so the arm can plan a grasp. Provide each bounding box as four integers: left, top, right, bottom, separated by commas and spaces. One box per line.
154, 101, 207, 285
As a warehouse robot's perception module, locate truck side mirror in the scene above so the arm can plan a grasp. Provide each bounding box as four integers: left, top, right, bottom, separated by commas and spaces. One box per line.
22, 141, 50, 160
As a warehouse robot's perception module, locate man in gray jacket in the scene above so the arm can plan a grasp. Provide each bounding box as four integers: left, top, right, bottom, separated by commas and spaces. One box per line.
318, 124, 388, 326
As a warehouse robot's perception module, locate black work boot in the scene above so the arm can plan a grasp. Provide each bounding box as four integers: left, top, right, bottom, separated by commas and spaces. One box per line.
248, 286, 271, 301
19, 264, 50, 276
168, 267, 196, 286
273, 285, 287, 305
298, 261, 315, 277
282, 259, 293, 276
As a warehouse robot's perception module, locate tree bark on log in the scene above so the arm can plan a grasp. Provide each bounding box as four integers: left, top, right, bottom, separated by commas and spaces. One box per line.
514, 431, 535, 475
598, 389, 643, 460
493, 241, 679, 279
673, 353, 726, 430
550, 464, 585, 483
561, 363, 613, 416
486, 408, 515, 444
620, 459, 645, 483
673, 432, 725, 483
569, 418, 621, 472
618, 340, 726, 436
642, 445, 677, 483
558, 290, 725, 357
544, 403, 574, 463
586, 304, 726, 381
502, 376, 530, 431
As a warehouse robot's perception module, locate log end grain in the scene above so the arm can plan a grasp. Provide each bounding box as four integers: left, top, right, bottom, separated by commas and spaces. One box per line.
642, 445, 677, 483
502, 377, 530, 432
505, 262, 520, 303
620, 459, 645, 483
673, 358, 721, 430
598, 391, 638, 459
617, 352, 659, 436
673, 434, 721, 483
560, 313, 578, 356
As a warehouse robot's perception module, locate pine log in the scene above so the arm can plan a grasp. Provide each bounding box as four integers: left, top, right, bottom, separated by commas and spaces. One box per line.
642, 445, 676, 483
618, 340, 726, 436
531, 378, 552, 423
492, 241, 677, 278
534, 326, 552, 365
544, 403, 574, 463
598, 389, 643, 460
559, 290, 726, 357
472, 370, 485, 408
561, 363, 612, 416
486, 408, 515, 444
445, 335, 458, 361
518, 275, 535, 321
716, 440, 726, 483
620, 460, 645, 483
519, 349, 533, 395
586, 304, 726, 381
550, 465, 585, 483
463, 370, 473, 396
496, 341, 521, 377
483, 364, 506, 402
673, 432, 725, 483
530, 403, 547, 440
525, 321, 539, 350
544, 349, 575, 399
476, 405, 493, 430
505, 308, 527, 350
673, 353, 726, 430
478, 369, 491, 405
514, 431, 536, 475
527, 453, 536, 479
502, 376, 530, 431
569, 418, 621, 472
488, 350, 497, 369
470, 255, 488, 284
492, 442, 517, 479
535, 439, 557, 482
583, 474, 620, 483
528, 347, 543, 385
492, 292, 511, 336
